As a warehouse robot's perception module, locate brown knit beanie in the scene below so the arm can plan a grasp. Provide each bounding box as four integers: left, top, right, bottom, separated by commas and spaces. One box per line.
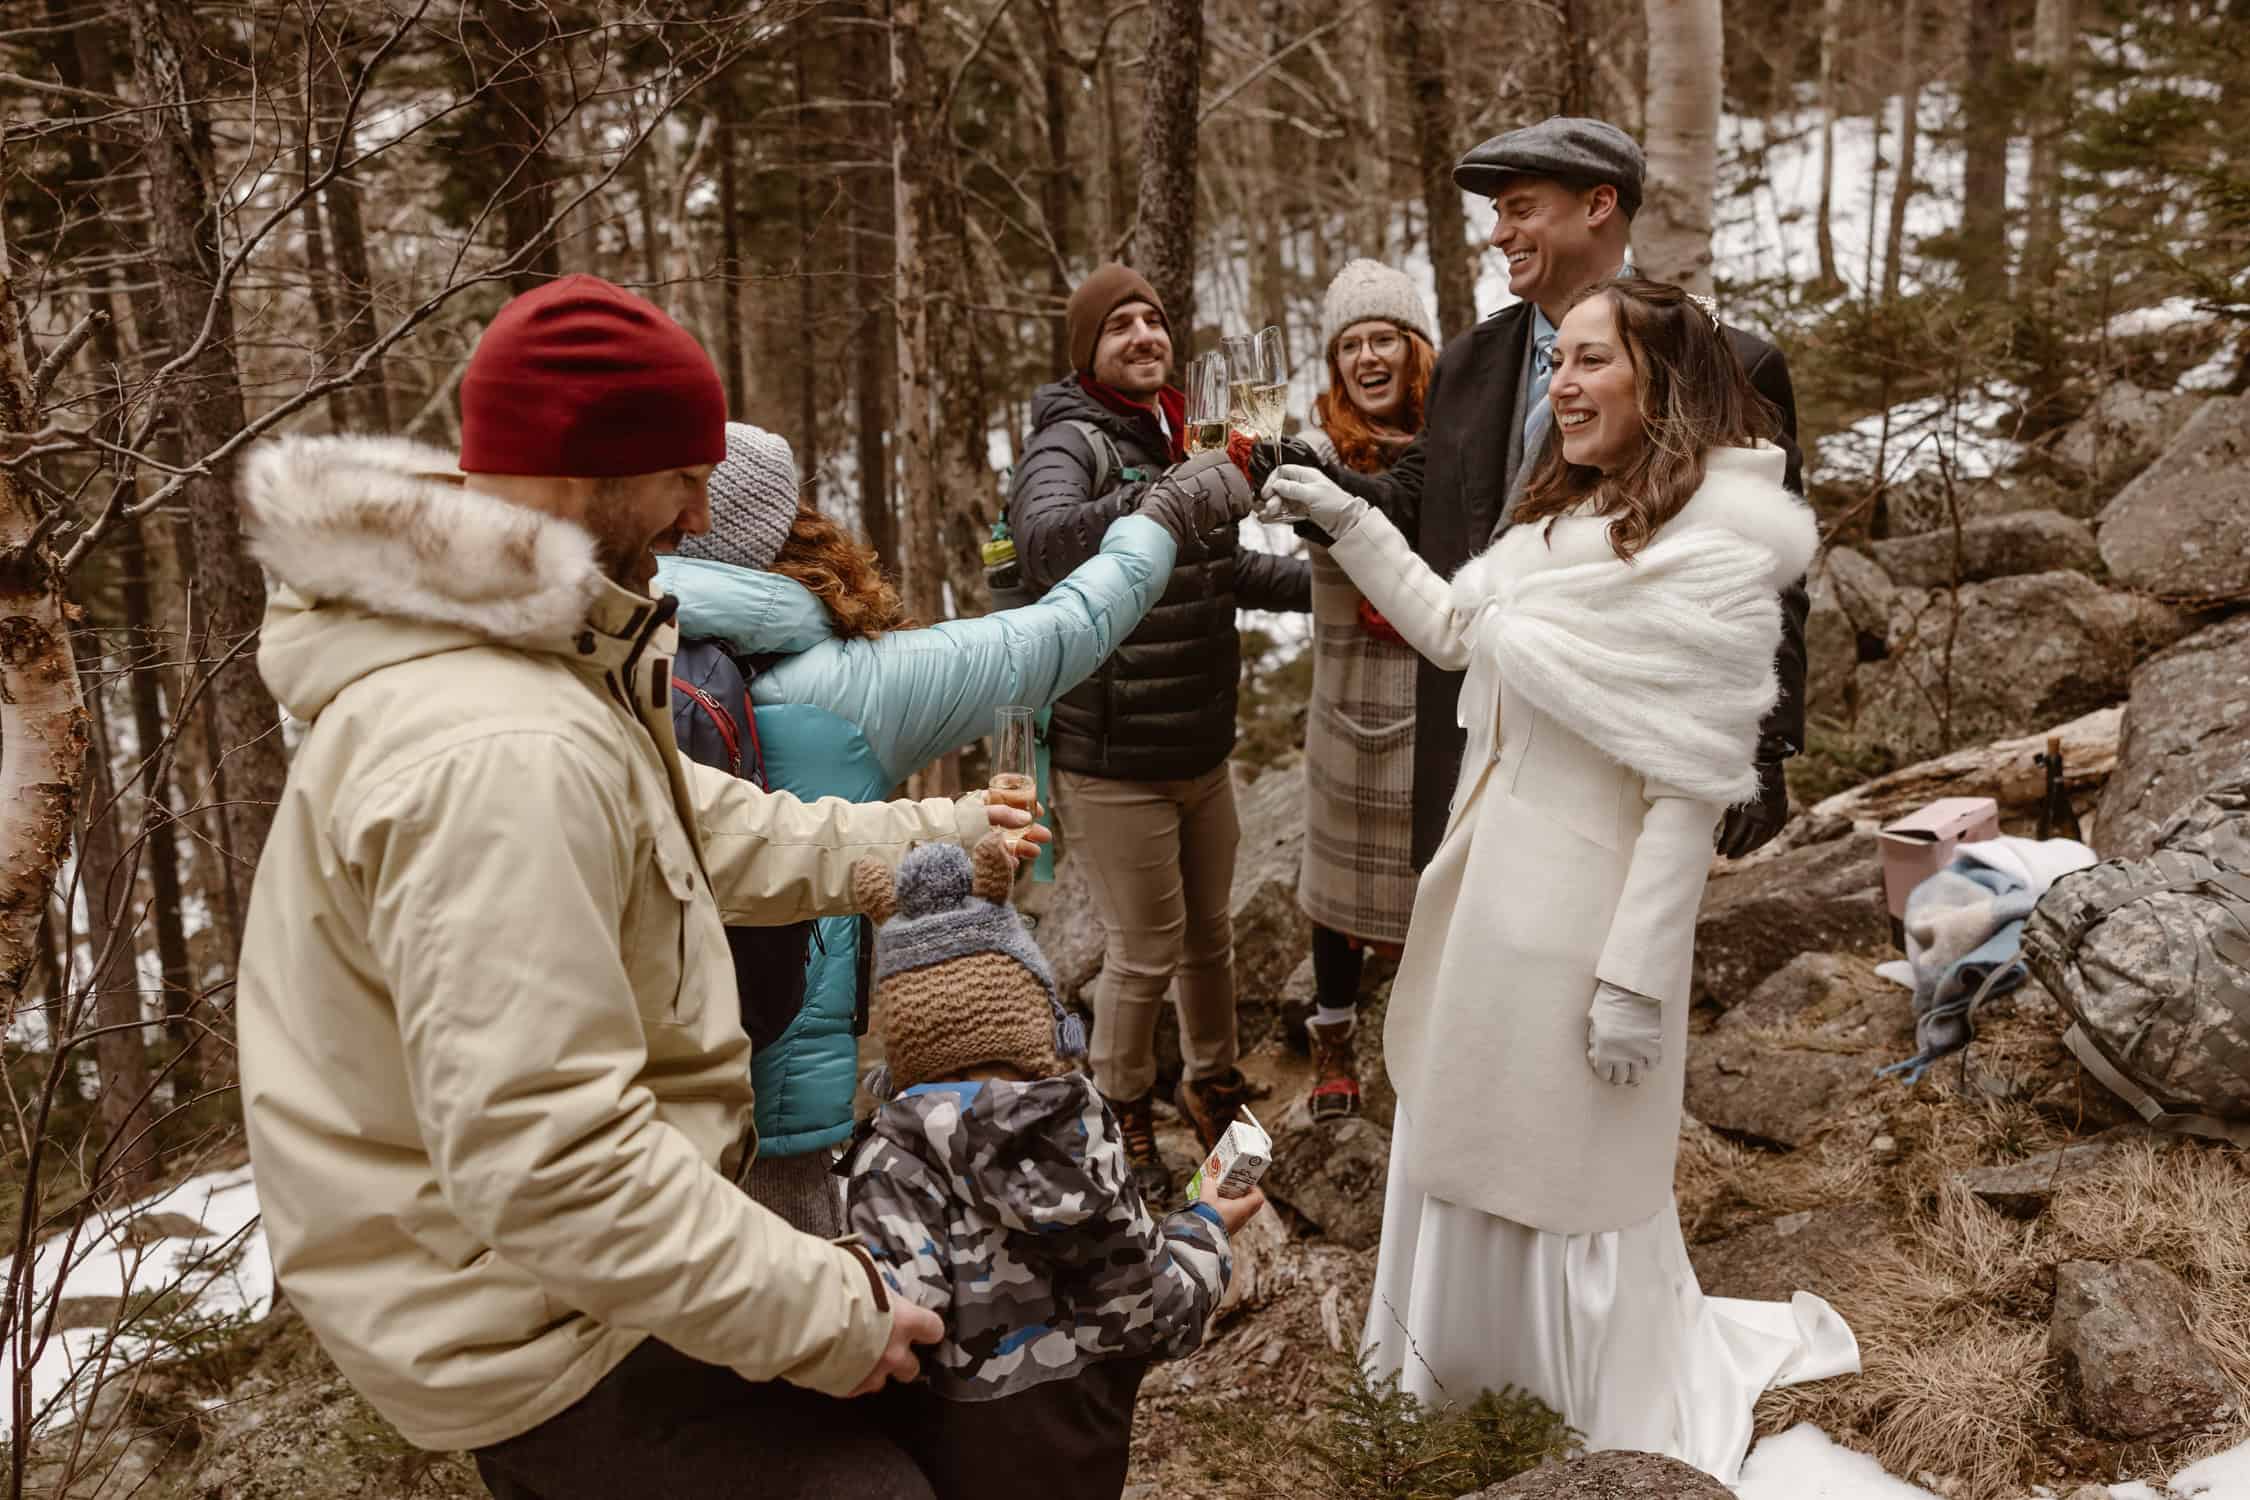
852, 834, 1086, 1093
1066, 264, 1167, 374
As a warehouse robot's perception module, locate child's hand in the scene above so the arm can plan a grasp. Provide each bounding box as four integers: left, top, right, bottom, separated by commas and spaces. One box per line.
1199, 1176, 1267, 1238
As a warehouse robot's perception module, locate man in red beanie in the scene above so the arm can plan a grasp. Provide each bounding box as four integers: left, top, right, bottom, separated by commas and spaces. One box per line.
234, 274, 1047, 1499
1004, 266, 1309, 1207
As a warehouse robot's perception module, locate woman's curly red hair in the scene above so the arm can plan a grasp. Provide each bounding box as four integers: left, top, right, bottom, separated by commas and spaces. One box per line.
770, 509, 915, 639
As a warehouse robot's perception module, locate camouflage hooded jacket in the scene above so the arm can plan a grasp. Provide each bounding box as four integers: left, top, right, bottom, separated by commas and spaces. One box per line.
845, 1071, 1231, 1401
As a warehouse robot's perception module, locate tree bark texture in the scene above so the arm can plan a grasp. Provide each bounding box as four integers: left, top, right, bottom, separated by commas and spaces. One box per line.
849, 4, 896, 568
891, 0, 943, 626
1639, 0, 1723, 295
1814, 0, 1843, 291
1135, 0, 1204, 342
116, 516, 197, 1079
2022, 0, 2076, 294
75, 635, 159, 1193
480, 0, 562, 292
794, 34, 822, 509
318, 67, 392, 429
1391, 0, 1476, 339
0, 238, 88, 1008
1882, 0, 1925, 305
295, 128, 355, 432
1039, 3, 1074, 373
1959, 0, 2013, 302
127, 0, 290, 960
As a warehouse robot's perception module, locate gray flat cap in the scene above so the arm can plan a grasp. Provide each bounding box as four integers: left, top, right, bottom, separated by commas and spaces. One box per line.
1453, 116, 1644, 221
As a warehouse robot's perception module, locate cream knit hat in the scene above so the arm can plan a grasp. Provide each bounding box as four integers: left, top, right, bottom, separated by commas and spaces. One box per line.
674, 421, 800, 573
1320, 260, 1435, 355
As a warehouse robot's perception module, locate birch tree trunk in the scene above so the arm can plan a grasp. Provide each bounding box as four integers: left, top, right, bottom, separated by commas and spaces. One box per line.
1882, 0, 1925, 305
1814, 0, 1844, 292
1391, 0, 1477, 339
128, 0, 290, 962
1959, 0, 2013, 302
1135, 0, 1204, 341
1639, 0, 1723, 295
0, 220, 86, 1007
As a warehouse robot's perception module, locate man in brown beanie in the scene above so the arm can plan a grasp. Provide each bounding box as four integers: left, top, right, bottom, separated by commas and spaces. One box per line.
233, 273, 1047, 1500
1005, 265, 1310, 1205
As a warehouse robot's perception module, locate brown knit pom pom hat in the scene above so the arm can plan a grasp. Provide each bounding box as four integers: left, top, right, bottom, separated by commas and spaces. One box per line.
853, 834, 1088, 1095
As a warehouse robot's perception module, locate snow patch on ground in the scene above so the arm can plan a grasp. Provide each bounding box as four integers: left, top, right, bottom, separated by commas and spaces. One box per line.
2108, 296, 2220, 339
2173, 1438, 2250, 1497
1811, 387, 2027, 489
0, 1165, 271, 1440
1737, 1424, 1940, 1497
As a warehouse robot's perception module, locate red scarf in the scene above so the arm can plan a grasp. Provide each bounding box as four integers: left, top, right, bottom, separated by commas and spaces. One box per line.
1076, 376, 1187, 464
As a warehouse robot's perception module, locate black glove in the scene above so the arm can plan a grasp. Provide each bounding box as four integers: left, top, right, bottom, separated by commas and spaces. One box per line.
1133, 451, 1253, 548
1247, 434, 1325, 493
1715, 759, 1791, 859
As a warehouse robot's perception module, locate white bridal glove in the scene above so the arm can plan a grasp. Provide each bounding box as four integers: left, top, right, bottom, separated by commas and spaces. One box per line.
1586, 981, 1663, 1087
1259, 464, 1369, 540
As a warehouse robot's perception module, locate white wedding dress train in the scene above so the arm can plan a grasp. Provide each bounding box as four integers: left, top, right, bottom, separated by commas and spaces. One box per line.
1360, 1107, 1860, 1484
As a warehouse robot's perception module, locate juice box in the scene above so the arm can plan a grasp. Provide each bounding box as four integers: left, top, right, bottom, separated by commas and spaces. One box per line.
1185, 1108, 1272, 1201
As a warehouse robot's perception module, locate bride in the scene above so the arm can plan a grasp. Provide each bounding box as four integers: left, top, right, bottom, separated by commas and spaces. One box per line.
1260, 276, 1858, 1481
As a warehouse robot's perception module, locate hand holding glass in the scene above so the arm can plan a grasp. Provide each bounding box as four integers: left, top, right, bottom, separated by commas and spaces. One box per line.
990, 706, 1040, 862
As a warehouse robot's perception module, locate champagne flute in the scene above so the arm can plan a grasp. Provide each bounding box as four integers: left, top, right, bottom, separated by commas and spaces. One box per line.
991, 706, 1038, 860
1222, 334, 1258, 437
1249, 325, 1288, 474
1184, 352, 1231, 457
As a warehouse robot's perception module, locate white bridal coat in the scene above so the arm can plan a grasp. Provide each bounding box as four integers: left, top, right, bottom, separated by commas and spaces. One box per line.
1330, 443, 1859, 1480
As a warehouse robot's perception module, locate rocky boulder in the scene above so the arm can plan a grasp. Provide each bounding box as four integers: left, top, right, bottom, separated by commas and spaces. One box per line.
2097, 392, 2249, 602
1467, 1449, 1731, 1498
2053, 382, 2193, 482
2093, 614, 2250, 858
1804, 546, 1897, 724
1868, 510, 2098, 588
1953, 1130, 2147, 1220
1851, 571, 2187, 765
1263, 1107, 1391, 1249
1685, 952, 1911, 1150
1694, 838, 1891, 1009
2048, 1258, 2237, 1441
1688, 1201, 1894, 1304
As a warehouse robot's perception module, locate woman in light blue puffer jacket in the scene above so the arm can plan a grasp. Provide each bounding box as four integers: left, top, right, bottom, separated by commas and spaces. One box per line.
658, 423, 1247, 1234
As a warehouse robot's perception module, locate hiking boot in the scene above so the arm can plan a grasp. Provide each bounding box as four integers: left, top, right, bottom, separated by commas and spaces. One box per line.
1306, 1020, 1362, 1121
1107, 1089, 1174, 1204
1174, 1067, 1253, 1152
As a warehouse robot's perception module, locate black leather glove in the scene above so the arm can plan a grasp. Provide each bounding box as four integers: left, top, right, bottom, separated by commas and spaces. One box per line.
1715, 759, 1791, 859
1134, 451, 1253, 549
1247, 434, 1324, 492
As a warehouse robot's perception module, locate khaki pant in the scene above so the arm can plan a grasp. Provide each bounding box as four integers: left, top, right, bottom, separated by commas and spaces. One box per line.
1055, 762, 1240, 1101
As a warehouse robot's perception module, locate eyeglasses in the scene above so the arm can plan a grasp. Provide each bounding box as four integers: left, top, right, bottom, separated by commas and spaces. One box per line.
1335, 330, 1405, 362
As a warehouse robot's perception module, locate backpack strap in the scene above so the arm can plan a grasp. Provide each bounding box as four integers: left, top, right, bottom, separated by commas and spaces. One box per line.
671, 675, 743, 779
2063, 1023, 2250, 1148
1065, 418, 1146, 500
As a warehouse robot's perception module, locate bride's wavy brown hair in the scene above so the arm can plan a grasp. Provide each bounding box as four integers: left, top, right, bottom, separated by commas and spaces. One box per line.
1312, 326, 1438, 475
1513, 276, 1780, 561
770, 508, 916, 638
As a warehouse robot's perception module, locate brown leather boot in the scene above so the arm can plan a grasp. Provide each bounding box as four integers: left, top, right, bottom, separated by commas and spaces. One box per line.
1174, 1067, 1253, 1151
1306, 1020, 1361, 1121
1105, 1089, 1174, 1205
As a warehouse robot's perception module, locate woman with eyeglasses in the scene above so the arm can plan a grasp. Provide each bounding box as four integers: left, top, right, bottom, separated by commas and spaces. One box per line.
1291, 261, 1437, 1121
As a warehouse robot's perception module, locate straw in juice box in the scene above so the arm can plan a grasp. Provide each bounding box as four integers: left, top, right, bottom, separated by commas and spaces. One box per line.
1185, 1108, 1272, 1202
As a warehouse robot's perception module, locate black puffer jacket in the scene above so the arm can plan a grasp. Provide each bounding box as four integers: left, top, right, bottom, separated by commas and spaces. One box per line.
1009, 377, 1310, 782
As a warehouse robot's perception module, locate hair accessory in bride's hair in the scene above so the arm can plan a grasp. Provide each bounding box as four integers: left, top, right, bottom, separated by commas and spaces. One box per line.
1687, 291, 1720, 329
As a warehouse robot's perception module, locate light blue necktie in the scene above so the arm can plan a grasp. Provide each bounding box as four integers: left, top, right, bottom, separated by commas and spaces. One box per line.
1522, 330, 1559, 461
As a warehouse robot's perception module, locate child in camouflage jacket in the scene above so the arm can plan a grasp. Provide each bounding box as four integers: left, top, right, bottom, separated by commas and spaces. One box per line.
844, 835, 1265, 1500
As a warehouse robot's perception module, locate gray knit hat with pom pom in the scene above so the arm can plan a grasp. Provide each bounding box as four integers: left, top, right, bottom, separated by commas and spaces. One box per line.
674, 421, 800, 573
851, 835, 1085, 1093
1320, 259, 1434, 355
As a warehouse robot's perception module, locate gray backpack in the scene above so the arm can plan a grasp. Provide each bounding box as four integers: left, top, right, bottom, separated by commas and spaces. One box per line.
2023, 815, 2250, 1146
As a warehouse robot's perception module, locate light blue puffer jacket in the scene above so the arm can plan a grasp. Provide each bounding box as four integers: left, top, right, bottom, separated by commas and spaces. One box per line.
654, 514, 1177, 1158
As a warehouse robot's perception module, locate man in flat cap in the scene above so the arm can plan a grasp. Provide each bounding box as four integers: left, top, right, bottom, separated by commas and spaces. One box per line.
1260, 115, 1808, 868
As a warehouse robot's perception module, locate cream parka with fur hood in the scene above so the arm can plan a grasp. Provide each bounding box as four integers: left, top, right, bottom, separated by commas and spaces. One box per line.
1325, 444, 1818, 1234
234, 435, 994, 1452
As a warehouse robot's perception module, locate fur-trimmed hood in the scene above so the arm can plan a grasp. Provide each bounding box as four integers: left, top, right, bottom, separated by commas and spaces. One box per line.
1449, 443, 1818, 806
240, 434, 623, 721
242, 434, 607, 641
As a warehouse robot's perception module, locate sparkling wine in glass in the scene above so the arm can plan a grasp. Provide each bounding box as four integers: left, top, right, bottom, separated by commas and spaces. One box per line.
1222, 334, 1259, 436
990, 706, 1037, 815
1184, 352, 1231, 456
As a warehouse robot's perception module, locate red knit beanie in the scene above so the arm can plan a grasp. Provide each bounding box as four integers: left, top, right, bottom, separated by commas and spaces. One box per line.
458, 274, 727, 477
